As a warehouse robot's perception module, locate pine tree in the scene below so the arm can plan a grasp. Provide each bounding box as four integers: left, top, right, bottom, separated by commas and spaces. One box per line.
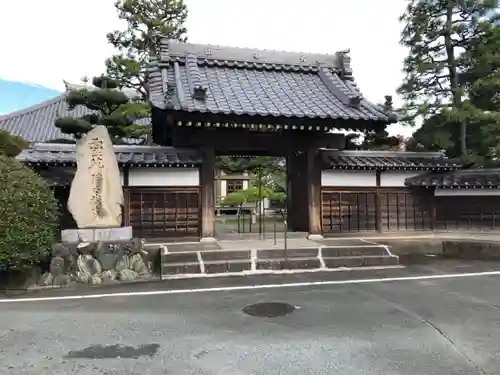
54, 76, 150, 142
105, 0, 188, 99
398, 0, 499, 158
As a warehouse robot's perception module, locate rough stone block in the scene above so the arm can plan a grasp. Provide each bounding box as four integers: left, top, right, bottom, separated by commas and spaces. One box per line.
49, 257, 66, 277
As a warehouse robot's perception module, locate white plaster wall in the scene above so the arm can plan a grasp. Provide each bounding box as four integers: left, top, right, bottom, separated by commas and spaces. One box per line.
243, 180, 249, 189
380, 171, 420, 187
435, 188, 500, 196
321, 170, 377, 187
127, 168, 199, 187
220, 180, 227, 197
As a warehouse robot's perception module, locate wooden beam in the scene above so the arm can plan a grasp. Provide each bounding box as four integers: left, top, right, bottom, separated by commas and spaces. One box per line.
200, 147, 216, 240
375, 170, 382, 232
307, 148, 322, 239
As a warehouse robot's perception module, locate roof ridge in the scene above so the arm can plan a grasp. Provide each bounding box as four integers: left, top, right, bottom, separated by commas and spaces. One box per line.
161, 39, 344, 69
321, 149, 447, 159
0, 92, 67, 122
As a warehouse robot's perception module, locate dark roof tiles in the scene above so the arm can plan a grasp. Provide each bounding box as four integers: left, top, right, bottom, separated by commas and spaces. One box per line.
16, 143, 202, 167
405, 169, 500, 188
148, 40, 395, 124
322, 150, 461, 171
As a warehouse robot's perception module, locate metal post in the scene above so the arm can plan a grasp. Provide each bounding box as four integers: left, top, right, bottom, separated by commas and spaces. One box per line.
273, 222, 277, 245
258, 167, 263, 236
283, 220, 288, 268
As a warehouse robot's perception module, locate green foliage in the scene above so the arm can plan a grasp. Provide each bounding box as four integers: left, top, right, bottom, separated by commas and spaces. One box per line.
217, 156, 287, 191
398, 0, 499, 157
0, 155, 59, 270
221, 187, 283, 206
405, 15, 500, 163
54, 75, 150, 141
106, 0, 188, 99
0, 130, 28, 157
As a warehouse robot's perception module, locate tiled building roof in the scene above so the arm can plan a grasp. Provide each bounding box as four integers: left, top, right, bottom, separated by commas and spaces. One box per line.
405, 168, 500, 188
16, 143, 202, 167
148, 40, 396, 130
321, 150, 461, 171
0, 83, 149, 143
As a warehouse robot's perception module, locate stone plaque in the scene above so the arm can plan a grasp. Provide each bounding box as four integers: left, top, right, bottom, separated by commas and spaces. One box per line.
67, 126, 124, 228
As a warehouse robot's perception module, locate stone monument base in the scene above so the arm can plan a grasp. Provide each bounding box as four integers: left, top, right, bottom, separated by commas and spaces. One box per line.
61, 226, 132, 243
40, 238, 153, 287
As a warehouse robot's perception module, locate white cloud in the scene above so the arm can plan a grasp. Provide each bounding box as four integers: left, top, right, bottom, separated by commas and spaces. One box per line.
0, 0, 412, 136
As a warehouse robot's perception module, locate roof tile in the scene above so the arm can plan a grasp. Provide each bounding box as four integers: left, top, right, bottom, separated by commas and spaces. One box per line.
405, 169, 500, 188
322, 150, 461, 171
16, 143, 202, 167
148, 40, 395, 125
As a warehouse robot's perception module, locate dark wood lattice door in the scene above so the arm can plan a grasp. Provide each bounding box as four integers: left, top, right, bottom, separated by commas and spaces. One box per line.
321, 189, 377, 233
127, 187, 200, 238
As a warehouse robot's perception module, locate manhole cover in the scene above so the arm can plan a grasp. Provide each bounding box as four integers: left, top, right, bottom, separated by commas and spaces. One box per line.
243, 302, 295, 317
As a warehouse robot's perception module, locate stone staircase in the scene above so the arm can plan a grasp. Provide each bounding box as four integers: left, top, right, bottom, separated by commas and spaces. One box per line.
160, 243, 399, 279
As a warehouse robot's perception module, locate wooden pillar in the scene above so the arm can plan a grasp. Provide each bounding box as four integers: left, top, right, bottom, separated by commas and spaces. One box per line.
122, 167, 130, 227
286, 154, 295, 230
200, 148, 216, 241
375, 170, 382, 232
306, 148, 323, 240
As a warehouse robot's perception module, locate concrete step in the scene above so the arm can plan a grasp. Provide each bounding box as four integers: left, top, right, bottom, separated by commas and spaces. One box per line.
160, 245, 399, 278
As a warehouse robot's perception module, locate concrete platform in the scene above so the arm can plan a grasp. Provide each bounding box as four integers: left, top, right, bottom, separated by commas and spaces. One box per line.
160, 240, 399, 279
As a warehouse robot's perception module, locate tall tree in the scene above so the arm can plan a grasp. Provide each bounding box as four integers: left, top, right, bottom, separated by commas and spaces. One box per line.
55, 76, 150, 142
406, 16, 500, 164
105, 0, 188, 99
398, 0, 499, 159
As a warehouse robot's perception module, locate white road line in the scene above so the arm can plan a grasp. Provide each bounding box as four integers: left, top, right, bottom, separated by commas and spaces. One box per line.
1, 270, 500, 304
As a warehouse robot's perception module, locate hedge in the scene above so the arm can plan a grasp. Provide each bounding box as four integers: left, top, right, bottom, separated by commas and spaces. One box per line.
0, 155, 59, 270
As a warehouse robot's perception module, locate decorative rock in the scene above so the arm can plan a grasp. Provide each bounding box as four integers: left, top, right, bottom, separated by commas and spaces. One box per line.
53, 274, 72, 286
115, 255, 131, 271
40, 273, 54, 286
98, 253, 118, 271
90, 275, 102, 285
49, 257, 66, 277
100, 270, 117, 283
52, 243, 72, 258
77, 254, 102, 276
67, 126, 124, 229
76, 271, 90, 283
130, 253, 149, 276
118, 269, 138, 281
77, 242, 95, 255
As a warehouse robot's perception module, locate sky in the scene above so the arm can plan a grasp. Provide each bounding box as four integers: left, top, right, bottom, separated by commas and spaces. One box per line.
0, 0, 410, 135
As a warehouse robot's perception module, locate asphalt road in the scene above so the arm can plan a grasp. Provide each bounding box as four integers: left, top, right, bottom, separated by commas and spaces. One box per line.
1, 258, 500, 374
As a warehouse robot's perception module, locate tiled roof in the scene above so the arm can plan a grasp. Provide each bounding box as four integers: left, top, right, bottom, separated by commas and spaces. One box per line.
16, 143, 202, 167
321, 150, 461, 171
405, 168, 500, 188
148, 40, 396, 129
0, 84, 150, 143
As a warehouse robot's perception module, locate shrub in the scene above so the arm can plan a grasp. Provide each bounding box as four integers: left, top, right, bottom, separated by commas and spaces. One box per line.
0, 155, 59, 270
0, 130, 28, 157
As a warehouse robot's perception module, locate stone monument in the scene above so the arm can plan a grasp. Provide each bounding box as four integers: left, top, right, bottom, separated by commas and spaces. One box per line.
43, 127, 152, 287
61, 126, 132, 242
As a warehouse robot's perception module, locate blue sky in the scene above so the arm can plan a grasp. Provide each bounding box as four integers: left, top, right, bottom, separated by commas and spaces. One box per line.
0, 79, 61, 115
